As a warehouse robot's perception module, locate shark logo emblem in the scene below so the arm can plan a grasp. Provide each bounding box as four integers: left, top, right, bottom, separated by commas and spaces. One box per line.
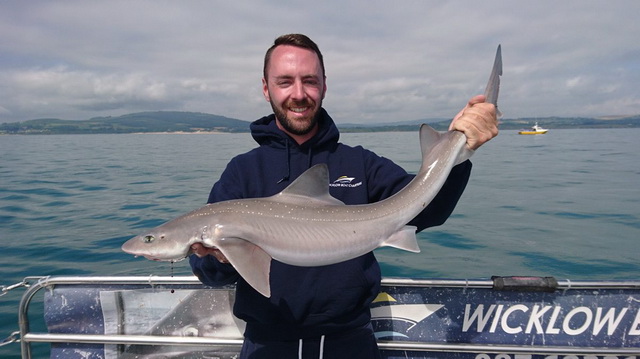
371, 292, 443, 339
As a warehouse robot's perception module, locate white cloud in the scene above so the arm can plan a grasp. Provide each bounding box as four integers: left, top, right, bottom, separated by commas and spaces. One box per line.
1, 0, 639, 123
566, 77, 583, 89
6, 67, 173, 116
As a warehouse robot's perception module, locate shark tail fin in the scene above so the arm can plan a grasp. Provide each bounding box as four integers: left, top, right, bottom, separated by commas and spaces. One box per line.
216, 238, 273, 297
382, 226, 421, 253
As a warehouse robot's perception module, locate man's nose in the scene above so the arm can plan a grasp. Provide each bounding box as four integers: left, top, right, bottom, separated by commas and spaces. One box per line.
291, 80, 306, 100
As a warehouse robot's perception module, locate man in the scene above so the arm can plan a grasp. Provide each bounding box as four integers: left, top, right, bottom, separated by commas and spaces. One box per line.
190, 34, 498, 358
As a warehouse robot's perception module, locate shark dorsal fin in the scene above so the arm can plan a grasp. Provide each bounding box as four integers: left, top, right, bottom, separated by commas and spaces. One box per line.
273, 164, 345, 206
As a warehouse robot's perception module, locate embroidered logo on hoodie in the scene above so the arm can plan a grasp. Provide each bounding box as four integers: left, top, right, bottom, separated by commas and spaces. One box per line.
329, 175, 362, 188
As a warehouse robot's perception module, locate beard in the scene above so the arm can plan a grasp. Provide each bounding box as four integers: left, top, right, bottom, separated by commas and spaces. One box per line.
270, 99, 321, 136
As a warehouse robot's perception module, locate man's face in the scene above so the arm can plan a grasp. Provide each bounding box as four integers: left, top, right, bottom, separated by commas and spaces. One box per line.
262, 45, 327, 137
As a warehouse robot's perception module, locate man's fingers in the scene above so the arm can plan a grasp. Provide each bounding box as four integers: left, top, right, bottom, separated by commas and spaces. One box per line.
191, 243, 230, 263
451, 103, 499, 150
212, 249, 229, 263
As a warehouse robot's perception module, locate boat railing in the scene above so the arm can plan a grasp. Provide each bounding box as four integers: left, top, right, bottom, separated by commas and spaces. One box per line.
15, 275, 640, 358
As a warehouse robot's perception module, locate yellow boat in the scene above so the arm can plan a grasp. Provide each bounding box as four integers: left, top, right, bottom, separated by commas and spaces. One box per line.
518, 122, 548, 135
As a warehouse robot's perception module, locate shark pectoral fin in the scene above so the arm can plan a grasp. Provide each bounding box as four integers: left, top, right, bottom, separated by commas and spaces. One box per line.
216, 238, 273, 297
382, 226, 421, 253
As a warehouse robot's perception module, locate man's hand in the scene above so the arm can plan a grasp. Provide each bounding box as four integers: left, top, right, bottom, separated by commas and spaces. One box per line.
191, 243, 230, 263
449, 95, 499, 150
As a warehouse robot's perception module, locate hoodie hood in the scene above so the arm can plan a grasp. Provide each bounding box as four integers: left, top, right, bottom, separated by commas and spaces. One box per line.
250, 108, 340, 151
249, 108, 341, 183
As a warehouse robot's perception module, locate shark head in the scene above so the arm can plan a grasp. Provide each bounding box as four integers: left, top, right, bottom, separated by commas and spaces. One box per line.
122, 227, 192, 262
121, 207, 218, 261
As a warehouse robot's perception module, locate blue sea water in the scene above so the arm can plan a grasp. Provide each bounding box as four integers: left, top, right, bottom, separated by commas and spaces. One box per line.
1, 128, 639, 357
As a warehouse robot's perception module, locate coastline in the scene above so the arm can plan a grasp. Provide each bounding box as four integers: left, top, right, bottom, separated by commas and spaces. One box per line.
131, 130, 229, 135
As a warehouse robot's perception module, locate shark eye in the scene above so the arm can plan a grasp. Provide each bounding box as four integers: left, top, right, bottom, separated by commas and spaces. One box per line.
143, 235, 155, 243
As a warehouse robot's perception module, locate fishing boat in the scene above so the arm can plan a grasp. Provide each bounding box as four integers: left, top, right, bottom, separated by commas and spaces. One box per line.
7, 275, 640, 358
518, 122, 548, 135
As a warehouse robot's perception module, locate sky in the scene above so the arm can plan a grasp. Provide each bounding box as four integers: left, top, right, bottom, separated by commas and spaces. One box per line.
1, 1, 639, 125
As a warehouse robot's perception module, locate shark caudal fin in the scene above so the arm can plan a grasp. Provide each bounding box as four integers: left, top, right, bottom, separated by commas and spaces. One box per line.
216, 238, 273, 297
382, 226, 421, 253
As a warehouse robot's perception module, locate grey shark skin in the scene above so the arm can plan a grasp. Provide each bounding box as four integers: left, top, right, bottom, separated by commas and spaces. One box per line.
122, 46, 502, 297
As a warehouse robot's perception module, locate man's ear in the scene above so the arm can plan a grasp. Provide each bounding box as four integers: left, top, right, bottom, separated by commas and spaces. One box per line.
262, 78, 271, 102
322, 76, 327, 100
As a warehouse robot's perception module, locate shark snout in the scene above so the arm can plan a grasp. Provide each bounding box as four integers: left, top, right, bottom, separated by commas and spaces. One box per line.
121, 232, 190, 262
121, 234, 158, 256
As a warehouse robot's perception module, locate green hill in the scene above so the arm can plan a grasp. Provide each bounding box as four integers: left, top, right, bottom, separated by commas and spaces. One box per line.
0, 111, 250, 134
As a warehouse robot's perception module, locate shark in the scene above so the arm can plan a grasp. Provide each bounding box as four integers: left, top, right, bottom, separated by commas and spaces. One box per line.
122, 45, 502, 297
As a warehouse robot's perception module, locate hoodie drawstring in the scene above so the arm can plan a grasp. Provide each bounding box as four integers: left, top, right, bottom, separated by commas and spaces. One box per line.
277, 140, 291, 184
298, 335, 325, 359
277, 139, 315, 185
319, 335, 325, 359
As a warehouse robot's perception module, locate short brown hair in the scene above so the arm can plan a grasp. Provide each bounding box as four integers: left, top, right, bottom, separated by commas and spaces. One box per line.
263, 34, 325, 79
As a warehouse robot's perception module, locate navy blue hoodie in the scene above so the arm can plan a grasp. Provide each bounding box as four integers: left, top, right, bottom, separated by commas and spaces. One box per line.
190, 109, 471, 341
